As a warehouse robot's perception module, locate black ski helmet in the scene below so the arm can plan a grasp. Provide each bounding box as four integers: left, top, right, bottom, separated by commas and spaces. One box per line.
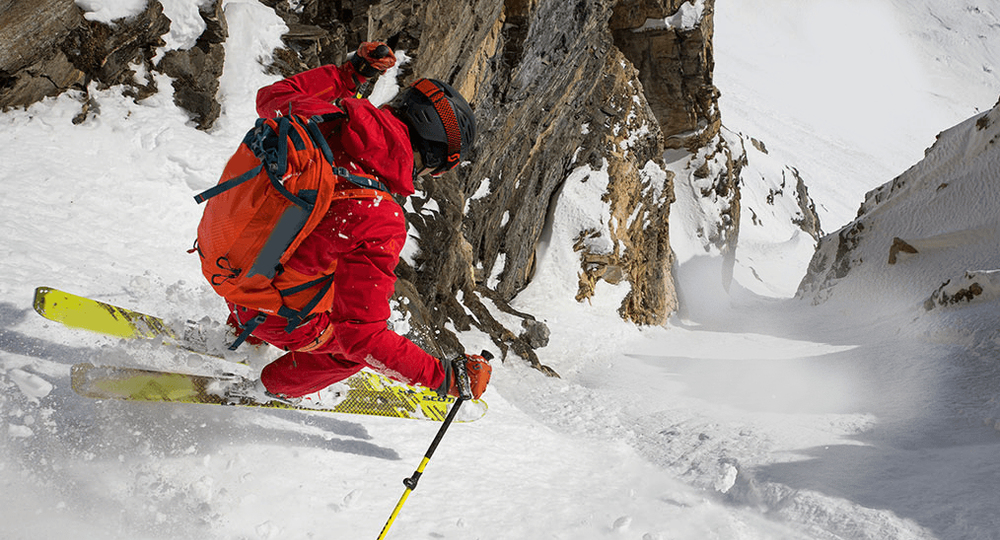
392, 78, 476, 176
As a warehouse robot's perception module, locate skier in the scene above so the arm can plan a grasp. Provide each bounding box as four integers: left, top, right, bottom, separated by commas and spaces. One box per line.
225, 42, 490, 404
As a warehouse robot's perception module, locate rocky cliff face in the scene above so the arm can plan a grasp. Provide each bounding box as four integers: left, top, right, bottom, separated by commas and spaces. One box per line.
610, 0, 720, 151
3, 0, 811, 373
0, 0, 169, 115
0, 0, 228, 127
354, 0, 683, 373
0, 0, 86, 109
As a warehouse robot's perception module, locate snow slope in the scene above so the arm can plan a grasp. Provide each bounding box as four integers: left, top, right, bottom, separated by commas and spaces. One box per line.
0, 87, 811, 540
3, 1, 1000, 540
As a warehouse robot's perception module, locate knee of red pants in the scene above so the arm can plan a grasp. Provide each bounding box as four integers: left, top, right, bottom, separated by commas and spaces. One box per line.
260, 351, 367, 398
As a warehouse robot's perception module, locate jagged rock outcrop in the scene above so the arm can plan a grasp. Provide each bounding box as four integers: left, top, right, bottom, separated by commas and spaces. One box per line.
0, 0, 170, 111
62, 2, 170, 93
610, 0, 721, 150
0, 0, 86, 109
1, 0, 229, 128
923, 270, 1000, 311
259, 0, 379, 76
667, 121, 823, 296
670, 130, 744, 281
646, 0, 823, 295
159, 0, 228, 129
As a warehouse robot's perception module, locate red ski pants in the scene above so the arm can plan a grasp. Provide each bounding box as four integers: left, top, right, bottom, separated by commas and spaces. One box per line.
228, 304, 365, 398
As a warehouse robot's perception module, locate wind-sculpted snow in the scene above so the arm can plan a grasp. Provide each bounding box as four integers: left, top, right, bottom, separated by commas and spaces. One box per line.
798, 99, 1000, 309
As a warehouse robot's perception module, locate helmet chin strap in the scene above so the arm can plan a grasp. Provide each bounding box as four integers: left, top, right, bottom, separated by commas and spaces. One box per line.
413, 149, 451, 178
412, 151, 433, 178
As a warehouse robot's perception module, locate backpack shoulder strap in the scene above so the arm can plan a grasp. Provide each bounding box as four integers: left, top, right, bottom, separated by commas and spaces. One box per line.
305, 112, 391, 194
333, 167, 389, 193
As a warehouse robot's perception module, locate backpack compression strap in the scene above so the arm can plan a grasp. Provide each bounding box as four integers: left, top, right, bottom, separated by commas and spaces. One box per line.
334, 167, 388, 192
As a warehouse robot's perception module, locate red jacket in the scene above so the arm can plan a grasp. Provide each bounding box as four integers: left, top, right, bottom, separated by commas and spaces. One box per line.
252, 62, 444, 391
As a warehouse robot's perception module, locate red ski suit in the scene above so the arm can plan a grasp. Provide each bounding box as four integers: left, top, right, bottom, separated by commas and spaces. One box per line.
229, 62, 445, 397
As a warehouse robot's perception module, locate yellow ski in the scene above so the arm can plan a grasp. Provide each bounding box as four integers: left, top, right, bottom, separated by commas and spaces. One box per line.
32, 286, 230, 358
71, 363, 486, 422
33, 286, 179, 340
38, 287, 488, 421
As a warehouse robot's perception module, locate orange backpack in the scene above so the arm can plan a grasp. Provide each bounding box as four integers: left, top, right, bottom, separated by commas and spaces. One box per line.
193, 113, 388, 349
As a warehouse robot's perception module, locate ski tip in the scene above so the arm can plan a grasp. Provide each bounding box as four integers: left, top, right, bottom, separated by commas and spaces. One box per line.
459, 401, 488, 423
446, 398, 487, 423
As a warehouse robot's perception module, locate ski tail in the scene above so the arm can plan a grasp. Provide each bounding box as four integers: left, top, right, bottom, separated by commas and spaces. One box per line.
33, 287, 177, 340
32, 286, 231, 359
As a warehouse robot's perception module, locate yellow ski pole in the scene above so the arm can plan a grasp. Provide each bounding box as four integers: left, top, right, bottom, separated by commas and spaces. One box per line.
377, 396, 465, 540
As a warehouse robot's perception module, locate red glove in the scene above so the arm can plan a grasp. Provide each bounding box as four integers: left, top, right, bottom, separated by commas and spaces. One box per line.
351, 42, 396, 77
439, 352, 493, 400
